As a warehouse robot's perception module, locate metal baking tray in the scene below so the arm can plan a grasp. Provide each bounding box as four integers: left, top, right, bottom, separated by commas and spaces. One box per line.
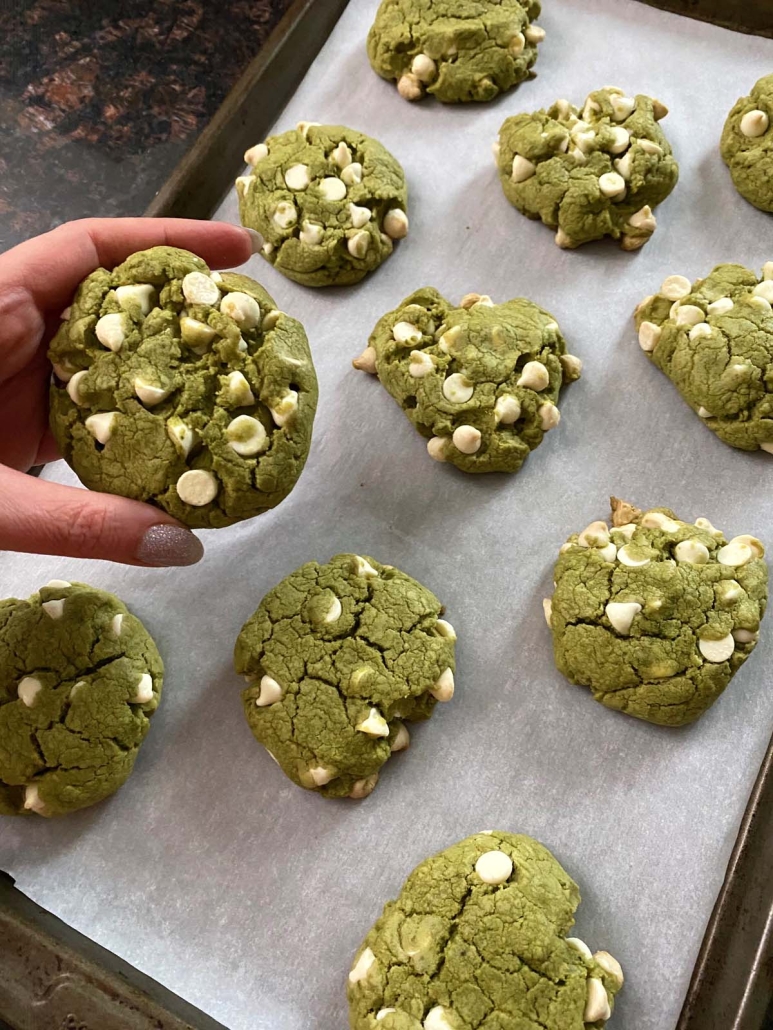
2, 1, 773, 1028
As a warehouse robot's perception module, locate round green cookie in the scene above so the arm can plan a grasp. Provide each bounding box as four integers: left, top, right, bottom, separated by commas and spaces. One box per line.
236, 123, 408, 287
495, 86, 678, 249
720, 75, 773, 212
354, 287, 580, 474
546, 498, 768, 727
635, 264, 773, 453
366, 0, 544, 105
347, 831, 624, 1029
48, 246, 318, 530
0, 580, 163, 818
234, 553, 456, 799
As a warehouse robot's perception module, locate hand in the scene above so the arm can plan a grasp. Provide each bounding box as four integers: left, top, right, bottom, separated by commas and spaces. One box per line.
0, 217, 257, 566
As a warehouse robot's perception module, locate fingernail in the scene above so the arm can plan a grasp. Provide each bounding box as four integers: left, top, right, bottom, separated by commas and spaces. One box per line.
136, 524, 204, 567
244, 228, 264, 254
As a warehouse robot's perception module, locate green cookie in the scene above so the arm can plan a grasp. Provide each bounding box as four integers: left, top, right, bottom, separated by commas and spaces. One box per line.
354, 287, 580, 474
546, 498, 768, 727
347, 831, 623, 1030
48, 246, 318, 530
635, 264, 773, 453
720, 75, 773, 212
236, 123, 408, 287
495, 86, 678, 249
234, 554, 456, 799
366, 0, 544, 105
0, 580, 163, 818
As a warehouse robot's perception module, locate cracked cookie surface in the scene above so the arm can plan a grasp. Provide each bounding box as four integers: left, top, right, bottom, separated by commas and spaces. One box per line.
635, 264, 773, 453
236, 123, 408, 287
546, 498, 768, 727
48, 246, 318, 529
720, 74, 773, 212
234, 554, 456, 799
495, 86, 678, 250
354, 287, 580, 474
347, 831, 623, 1029
0, 580, 163, 817
366, 0, 544, 105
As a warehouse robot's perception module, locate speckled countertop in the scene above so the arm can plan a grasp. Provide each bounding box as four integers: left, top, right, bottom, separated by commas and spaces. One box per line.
0, 0, 294, 251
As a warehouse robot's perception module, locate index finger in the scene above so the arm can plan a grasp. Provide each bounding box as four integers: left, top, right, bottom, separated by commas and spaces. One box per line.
1, 217, 258, 314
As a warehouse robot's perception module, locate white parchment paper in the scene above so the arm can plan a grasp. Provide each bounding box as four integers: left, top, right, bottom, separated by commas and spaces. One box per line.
3, 1, 773, 1027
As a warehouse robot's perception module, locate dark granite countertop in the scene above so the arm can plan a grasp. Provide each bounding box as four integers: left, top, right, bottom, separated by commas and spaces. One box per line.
0, 0, 294, 251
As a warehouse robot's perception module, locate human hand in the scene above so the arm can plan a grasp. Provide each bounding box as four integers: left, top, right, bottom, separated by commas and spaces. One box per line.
0, 217, 257, 566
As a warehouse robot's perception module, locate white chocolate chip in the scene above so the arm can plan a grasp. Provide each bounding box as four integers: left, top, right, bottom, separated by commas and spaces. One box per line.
578, 521, 610, 548
494, 394, 521, 424
675, 304, 704, 327
627, 205, 657, 232
352, 555, 379, 579
284, 163, 310, 191
614, 523, 637, 541
131, 673, 154, 704
538, 402, 560, 431
317, 176, 346, 202
699, 634, 735, 663
611, 95, 635, 121
85, 411, 118, 444
427, 437, 448, 462
690, 323, 712, 342
244, 142, 268, 165
674, 539, 710, 564
324, 596, 342, 623
349, 203, 372, 229
572, 129, 596, 155
598, 171, 626, 200
262, 242, 274, 257
753, 280, 773, 304
475, 850, 513, 884
508, 31, 525, 54
443, 373, 474, 403
17, 676, 42, 707
133, 378, 173, 407
431, 667, 455, 702
424, 1006, 454, 1030
349, 948, 376, 983
353, 346, 377, 374
409, 350, 435, 378
706, 297, 733, 317
584, 979, 611, 1023
45, 580, 71, 589
308, 765, 335, 786
435, 619, 456, 640
397, 72, 423, 100
115, 283, 155, 317
180, 316, 217, 352
638, 138, 662, 155
24, 785, 46, 815
182, 271, 221, 307
269, 390, 299, 428
617, 544, 650, 568
222, 371, 253, 408
741, 109, 769, 137
542, 598, 553, 627
613, 153, 633, 182
661, 275, 692, 301
731, 534, 764, 558
567, 938, 593, 961
525, 23, 545, 43
762, 442, 773, 454
597, 542, 618, 562
165, 417, 197, 458
41, 598, 64, 619
235, 175, 253, 196
227, 415, 268, 456
694, 517, 722, 538
176, 469, 218, 506
594, 951, 624, 985
341, 162, 363, 186
608, 126, 630, 154
652, 98, 668, 120
512, 155, 536, 183
717, 540, 754, 567
383, 208, 409, 239
347, 230, 370, 259
349, 773, 379, 799
221, 292, 261, 329
66, 369, 89, 405
295, 222, 324, 250
517, 360, 550, 391
394, 321, 423, 345
733, 628, 758, 644
438, 325, 462, 354
376, 1009, 396, 1022
256, 675, 283, 706
272, 201, 298, 230
95, 312, 127, 352
641, 511, 681, 532
295, 121, 320, 137
411, 52, 437, 82
568, 146, 587, 165
605, 601, 641, 635
452, 425, 482, 454
331, 141, 352, 168
356, 707, 390, 737
110, 613, 123, 637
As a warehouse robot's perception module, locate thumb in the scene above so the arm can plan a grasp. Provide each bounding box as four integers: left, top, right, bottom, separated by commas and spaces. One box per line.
0, 465, 204, 567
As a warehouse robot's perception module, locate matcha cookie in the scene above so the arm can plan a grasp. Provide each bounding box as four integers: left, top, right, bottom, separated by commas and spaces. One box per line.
720, 75, 773, 212
635, 264, 773, 453
49, 246, 317, 529
0, 580, 163, 817
366, 0, 545, 104
236, 123, 408, 287
545, 498, 768, 727
495, 86, 678, 249
234, 554, 456, 799
347, 831, 623, 1029
353, 288, 580, 474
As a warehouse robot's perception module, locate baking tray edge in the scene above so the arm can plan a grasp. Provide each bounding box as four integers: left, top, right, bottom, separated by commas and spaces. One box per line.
634, 0, 773, 38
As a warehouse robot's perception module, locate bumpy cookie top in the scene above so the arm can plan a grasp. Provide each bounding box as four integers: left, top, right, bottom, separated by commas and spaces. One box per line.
720, 74, 773, 212
347, 831, 623, 1029
48, 246, 318, 529
0, 580, 163, 817
366, 0, 544, 104
635, 264, 773, 453
234, 554, 456, 799
546, 498, 768, 727
495, 86, 678, 250
236, 123, 408, 287
354, 287, 581, 474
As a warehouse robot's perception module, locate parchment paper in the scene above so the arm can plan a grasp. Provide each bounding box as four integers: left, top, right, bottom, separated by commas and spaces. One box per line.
3, 2, 773, 1027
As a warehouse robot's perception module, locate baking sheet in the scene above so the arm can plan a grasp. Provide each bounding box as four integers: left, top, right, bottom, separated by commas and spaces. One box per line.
3, 1, 773, 1028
